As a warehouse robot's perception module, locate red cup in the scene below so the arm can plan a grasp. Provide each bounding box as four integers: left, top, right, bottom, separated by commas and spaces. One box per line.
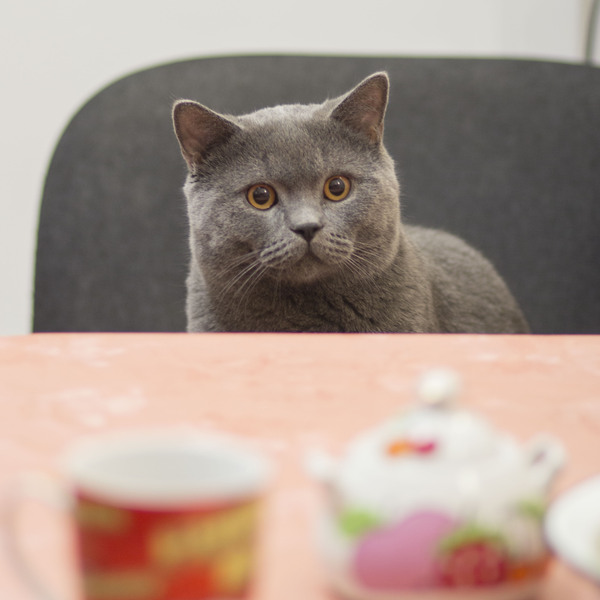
6, 431, 271, 600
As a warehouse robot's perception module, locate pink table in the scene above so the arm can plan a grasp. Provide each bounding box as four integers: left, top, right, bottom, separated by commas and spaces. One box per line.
0, 333, 599, 599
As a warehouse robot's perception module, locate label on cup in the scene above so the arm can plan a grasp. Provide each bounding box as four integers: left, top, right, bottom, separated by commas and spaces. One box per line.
75, 493, 259, 600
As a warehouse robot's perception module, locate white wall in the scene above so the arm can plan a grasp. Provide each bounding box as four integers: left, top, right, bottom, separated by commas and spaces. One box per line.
1, 0, 597, 335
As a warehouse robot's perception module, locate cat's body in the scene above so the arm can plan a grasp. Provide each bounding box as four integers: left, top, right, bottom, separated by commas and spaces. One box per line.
173, 73, 529, 333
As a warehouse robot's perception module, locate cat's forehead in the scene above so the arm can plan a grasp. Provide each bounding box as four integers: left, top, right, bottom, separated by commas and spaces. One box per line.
239, 102, 326, 126
227, 102, 365, 185
196, 99, 383, 187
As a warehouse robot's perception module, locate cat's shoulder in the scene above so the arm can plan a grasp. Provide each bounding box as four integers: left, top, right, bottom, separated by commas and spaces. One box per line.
404, 223, 496, 276
404, 224, 477, 255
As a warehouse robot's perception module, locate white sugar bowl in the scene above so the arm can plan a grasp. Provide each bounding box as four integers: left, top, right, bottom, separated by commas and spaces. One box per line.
308, 370, 565, 600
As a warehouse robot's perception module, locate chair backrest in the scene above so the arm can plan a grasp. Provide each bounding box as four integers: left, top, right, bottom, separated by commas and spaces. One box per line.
34, 55, 600, 333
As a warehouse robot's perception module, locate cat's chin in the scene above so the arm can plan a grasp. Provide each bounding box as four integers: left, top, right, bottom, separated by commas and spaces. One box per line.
270, 253, 340, 286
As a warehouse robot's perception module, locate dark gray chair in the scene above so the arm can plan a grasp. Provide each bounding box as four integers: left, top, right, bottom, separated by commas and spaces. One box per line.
33, 55, 600, 333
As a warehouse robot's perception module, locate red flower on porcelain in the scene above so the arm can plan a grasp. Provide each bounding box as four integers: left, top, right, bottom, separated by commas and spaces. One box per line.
438, 541, 509, 587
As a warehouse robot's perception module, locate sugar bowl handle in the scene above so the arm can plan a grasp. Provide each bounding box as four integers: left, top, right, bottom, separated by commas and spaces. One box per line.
524, 434, 566, 491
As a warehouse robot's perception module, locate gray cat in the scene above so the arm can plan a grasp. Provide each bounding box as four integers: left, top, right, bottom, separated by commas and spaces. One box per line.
172, 72, 529, 333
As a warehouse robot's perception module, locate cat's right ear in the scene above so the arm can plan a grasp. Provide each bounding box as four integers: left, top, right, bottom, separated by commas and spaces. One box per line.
172, 101, 240, 171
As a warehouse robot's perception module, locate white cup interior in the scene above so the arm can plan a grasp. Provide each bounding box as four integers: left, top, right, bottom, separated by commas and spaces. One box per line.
65, 431, 270, 508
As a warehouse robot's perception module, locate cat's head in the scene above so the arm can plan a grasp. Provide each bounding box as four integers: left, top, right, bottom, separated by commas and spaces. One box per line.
173, 72, 401, 288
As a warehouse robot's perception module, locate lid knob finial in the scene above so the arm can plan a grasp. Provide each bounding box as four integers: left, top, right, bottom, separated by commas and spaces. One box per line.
417, 368, 461, 409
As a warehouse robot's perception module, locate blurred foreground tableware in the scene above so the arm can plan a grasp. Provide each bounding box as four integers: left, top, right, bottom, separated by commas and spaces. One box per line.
4, 429, 271, 600
308, 369, 566, 600
545, 474, 600, 587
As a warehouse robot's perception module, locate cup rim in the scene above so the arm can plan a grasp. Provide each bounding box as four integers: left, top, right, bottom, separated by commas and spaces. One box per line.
63, 429, 271, 509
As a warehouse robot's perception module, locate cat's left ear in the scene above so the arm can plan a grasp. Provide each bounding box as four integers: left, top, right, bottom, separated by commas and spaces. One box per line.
331, 72, 389, 145
172, 101, 240, 171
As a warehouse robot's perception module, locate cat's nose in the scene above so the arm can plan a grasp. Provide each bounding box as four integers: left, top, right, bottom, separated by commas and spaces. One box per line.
291, 223, 323, 243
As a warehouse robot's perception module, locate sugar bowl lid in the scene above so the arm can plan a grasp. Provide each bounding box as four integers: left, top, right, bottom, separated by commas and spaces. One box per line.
348, 369, 502, 467
309, 369, 564, 504
396, 368, 499, 461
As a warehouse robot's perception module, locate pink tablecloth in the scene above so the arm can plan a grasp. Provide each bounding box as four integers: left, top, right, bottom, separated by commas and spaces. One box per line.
0, 333, 599, 599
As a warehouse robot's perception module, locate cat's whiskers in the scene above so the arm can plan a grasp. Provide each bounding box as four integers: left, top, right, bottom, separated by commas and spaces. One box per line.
215, 261, 270, 322
352, 240, 383, 257
216, 240, 297, 317
259, 239, 296, 269
229, 263, 270, 317
270, 270, 284, 312
343, 255, 375, 282
219, 249, 263, 274
216, 251, 265, 303
342, 242, 381, 283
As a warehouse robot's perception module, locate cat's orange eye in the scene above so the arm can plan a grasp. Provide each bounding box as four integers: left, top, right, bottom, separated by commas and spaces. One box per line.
247, 184, 278, 210
324, 176, 351, 201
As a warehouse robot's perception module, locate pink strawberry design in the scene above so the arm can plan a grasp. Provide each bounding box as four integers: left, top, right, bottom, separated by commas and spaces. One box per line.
353, 511, 456, 590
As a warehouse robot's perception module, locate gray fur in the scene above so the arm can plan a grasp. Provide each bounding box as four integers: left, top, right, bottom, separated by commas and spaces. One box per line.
172, 73, 529, 333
